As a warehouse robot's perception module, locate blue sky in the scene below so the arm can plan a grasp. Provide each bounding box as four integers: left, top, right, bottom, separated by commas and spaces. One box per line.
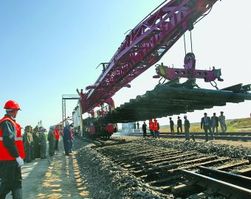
0, 1, 250, 129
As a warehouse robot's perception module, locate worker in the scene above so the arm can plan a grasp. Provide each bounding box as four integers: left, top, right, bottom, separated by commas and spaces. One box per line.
0, 100, 25, 199
54, 125, 60, 151
23, 125, 33, 163
136, 122, 139, 129
201, 112, 213, 141
169, 117, 174, 133
211, 113, 219, 133
149, 119, 154, 137
153, 119, 160, 138
69, 124, 74, 153
63, 122, 71, 156
47, 126, 56, 156
105, 123, 114, 139
177, 116, 183, 133
184, 115, 190, 140
32, 126, 40, 159
38, 127, 47, 159
28, 126, 34, 161
142, 121, 147, 137
218, 111, 227, 133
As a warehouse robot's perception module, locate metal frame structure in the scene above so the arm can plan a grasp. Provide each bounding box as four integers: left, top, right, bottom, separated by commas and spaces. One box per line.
62, 94, 80, 126
80, 0, 220, 113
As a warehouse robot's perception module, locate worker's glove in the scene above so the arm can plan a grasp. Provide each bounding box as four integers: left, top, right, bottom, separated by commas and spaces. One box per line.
16, 156, 24, 167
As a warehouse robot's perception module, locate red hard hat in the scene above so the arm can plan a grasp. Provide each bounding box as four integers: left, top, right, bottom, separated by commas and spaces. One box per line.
4, 100, 21, 110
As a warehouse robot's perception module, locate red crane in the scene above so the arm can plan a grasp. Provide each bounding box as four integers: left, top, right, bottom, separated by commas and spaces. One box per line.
79, 0, 220, 114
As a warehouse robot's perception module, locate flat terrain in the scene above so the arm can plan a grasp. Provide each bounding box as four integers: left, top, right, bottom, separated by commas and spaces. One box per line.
7, 141, 90, 199
160, 117, 251, 132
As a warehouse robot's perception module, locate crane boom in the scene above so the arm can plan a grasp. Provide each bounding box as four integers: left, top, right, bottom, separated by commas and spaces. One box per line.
81, 0, 219, 113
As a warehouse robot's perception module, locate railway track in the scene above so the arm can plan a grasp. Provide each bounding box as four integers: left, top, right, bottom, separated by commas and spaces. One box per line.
93, 138, 251, 198
124, 131, 251, 141
180, 166, 251, 198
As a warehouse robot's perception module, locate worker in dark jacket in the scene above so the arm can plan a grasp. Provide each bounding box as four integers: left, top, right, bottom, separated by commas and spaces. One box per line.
47, 126, 56, 156
69, 124, 74, 153
169, 117, 174, 133
0, 100, 25, 199
32, 126, 40, 159
63, 122, 71, 156
38, 127, 47, 159
201, 112, 213, 141
211, 113, 219, 133
142, 122, 147, 137
23, 125, 33, 163
184, 115, 190, 140
177, 116, 182, 133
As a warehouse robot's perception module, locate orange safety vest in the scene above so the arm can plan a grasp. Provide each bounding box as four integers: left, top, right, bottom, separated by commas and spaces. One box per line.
149, 120, 154, 131
106, 124, 114, 134
153, 121, 158, 131
54, 128, 60, 140
0, 116, 25, 160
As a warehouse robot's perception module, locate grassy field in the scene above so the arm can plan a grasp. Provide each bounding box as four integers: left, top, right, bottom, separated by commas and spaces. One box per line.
160, 117, 251, 133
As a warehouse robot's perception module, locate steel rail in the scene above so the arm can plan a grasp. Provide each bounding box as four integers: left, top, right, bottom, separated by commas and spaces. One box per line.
198, 166, 251, 190
181, 169, 251, 198
123, 132, 251, 141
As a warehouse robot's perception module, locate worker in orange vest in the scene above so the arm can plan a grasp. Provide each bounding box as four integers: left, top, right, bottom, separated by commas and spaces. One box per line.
54, 125, 60, 151
149, 119, 154, 137
0, 100, 25, 199
105, 123, 114, 139
153, 119, 160, 138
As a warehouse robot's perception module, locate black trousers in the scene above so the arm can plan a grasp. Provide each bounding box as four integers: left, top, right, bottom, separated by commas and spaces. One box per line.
0, 161, 22, 199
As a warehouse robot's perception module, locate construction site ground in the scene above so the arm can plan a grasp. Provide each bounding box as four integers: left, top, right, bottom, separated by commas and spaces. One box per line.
7, 140, 90, 199
7, 135, 251, 199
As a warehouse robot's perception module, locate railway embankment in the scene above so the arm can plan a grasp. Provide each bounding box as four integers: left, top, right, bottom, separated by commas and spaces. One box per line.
74, 136, 251, 198
18, 136, 251, 198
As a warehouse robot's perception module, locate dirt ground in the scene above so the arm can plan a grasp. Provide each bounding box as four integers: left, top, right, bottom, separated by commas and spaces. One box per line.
7, 141, 90, 199
7, 136, 251, 199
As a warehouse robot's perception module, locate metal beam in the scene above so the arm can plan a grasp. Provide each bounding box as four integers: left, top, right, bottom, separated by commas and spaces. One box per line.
61, 94, 80, 125
182, 169, 251, 198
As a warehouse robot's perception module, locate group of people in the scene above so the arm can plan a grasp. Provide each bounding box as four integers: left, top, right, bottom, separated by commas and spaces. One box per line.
201, 111, 227, 141
23, 125, 56, 163
24, 121, 74, 160
168, 111, 227, 141
0, 99, 75, 199
47, 122, 74, 157
140, 111, 227, 142
0, 98, 229, 199
169, 116, 184, 133
169, 116, 191, 140
141, 119, 160, 138
141, 117, 189, 139
22, 123, 67, 162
